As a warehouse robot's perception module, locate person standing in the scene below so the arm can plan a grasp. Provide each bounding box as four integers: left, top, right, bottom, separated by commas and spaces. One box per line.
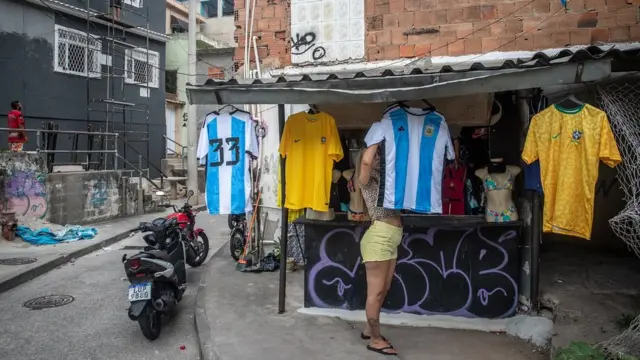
8, 101, 26, 152
358, 146, 401, 356
110, 0, 122, 21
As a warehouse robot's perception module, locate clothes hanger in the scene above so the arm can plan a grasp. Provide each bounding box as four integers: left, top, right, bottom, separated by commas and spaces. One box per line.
382, 101, 409, 115
556, 94, 583, 109
307, 104, 320, 114
421, 99, 436, 111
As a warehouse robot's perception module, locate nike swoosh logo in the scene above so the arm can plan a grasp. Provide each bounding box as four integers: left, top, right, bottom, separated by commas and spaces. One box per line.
294, 139, 301, 143
552, 133, 560, 139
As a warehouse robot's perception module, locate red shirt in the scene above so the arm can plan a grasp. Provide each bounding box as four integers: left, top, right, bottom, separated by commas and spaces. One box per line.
8, 110, 25, 143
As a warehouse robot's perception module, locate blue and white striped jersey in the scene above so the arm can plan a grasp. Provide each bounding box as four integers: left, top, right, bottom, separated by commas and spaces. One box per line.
364, 107, 455, 213
196, 112, 257, 215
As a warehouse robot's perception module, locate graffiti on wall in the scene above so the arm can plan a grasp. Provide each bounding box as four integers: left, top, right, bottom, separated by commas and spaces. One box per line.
305, 225, 519, 319
290, 0, 365, 63
87, 179, 109, 208
3, 170, 48, 219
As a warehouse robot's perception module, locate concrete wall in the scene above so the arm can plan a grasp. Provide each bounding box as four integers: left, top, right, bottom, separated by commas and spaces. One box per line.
0, 1, 167, 177
194, 49, 235, 127
0, 152, 48, 220
202, 16, 236, 46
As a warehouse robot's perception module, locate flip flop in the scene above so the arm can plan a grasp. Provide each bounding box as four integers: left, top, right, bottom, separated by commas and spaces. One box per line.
361, 333, 389, 342
366, 345, 398, 356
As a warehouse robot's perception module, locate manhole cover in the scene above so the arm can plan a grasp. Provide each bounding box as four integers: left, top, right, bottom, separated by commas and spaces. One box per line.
23, 295, 75, 309
0, 257, 37, 266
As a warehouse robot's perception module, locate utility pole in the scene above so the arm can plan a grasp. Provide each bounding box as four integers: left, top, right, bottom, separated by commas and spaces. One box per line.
187, 0, 199, 205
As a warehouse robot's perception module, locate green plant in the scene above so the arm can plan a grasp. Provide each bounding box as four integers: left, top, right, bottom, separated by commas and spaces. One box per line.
555, 342, 606, 360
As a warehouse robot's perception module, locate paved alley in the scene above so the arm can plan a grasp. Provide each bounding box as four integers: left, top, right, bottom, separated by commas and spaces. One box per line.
0, 213, 228, 360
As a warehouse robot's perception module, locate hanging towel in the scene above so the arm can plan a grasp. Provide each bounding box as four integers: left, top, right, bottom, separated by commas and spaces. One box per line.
16, 225, 98, 246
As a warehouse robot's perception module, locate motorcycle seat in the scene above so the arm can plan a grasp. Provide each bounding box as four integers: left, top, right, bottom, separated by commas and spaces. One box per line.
143, 250, 171, 262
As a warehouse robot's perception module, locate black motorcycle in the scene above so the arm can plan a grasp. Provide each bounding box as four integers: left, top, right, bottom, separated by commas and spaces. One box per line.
122, 217, 187, 340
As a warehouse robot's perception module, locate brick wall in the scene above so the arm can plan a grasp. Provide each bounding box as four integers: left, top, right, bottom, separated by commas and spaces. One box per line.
236, 0, 640, 68
234, 0, 290, 70
367, 0, 640, 60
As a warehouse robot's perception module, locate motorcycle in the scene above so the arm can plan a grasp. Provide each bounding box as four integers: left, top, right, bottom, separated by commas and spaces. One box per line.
122, 216, 187, 340
158, 190, 209, 267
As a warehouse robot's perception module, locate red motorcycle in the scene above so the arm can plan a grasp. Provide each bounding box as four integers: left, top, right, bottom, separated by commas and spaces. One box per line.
158, 190, 209, 267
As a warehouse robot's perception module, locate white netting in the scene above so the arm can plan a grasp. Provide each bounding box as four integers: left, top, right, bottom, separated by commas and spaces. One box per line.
597, 79, 640, 358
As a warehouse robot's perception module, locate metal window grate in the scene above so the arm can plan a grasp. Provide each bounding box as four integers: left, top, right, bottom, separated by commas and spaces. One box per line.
124, 47, 159, 88
54, 25, 101, 78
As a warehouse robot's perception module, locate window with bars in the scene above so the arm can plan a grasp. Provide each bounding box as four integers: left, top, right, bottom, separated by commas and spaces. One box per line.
124, 48, 160, 88
53, 25, 101, 78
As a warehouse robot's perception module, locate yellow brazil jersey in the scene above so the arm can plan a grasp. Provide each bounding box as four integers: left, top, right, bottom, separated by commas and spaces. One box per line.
278, 111, 343, 212
522, 104, 621, 240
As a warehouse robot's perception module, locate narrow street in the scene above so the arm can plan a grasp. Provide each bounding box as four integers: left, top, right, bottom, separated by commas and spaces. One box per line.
0, 213, 229, 360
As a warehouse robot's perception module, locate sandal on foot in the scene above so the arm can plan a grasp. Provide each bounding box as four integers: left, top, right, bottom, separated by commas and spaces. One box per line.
366, 345, 397, 356
360, 333, 389, 342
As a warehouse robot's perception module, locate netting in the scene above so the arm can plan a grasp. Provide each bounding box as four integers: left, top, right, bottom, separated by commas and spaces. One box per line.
597, 79, 640, 358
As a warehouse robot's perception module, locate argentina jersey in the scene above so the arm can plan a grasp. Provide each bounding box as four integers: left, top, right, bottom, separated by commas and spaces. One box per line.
364, 107, 455, 213
196, 111, 257, 215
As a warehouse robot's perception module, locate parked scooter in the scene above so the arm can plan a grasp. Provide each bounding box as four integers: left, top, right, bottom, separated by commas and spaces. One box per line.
122, 216, 186, 340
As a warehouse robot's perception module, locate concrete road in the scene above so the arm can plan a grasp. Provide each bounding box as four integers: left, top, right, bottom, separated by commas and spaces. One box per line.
0, 213, 230, 360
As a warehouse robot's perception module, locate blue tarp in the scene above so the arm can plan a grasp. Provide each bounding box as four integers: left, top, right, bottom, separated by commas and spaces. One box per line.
16, 225, 98, 246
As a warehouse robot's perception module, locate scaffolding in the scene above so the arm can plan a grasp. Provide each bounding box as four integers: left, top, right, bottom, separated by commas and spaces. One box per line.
81, 0, 162, 188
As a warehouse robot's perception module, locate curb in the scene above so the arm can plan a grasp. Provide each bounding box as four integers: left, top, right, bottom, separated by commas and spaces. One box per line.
0, 205, 208, 295
194, 241, 228, 360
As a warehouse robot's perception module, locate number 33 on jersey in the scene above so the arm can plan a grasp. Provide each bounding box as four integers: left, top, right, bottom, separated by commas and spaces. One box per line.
196, 112, 258, 215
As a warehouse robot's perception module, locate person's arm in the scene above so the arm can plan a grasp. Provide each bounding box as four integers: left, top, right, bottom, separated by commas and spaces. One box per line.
359, 144, 378, 186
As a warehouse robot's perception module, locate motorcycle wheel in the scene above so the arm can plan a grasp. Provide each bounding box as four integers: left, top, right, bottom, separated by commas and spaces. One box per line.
229, 227, 246, 261
187, 232, 210, 267
138, 305, 161, 340
228, 214, 235, 229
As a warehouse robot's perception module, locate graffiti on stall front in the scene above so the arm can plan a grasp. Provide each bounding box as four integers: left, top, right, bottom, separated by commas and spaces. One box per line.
291, 32, 326, 61
3, 170, 48, 218
306, 226, 519, 319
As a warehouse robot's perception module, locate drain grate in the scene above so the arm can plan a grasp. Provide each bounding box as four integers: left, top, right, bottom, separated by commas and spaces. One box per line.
23, 295, 75, 309
0, 257, 37, 266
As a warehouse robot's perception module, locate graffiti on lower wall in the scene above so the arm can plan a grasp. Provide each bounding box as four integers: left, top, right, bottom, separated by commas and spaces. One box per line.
305, 225, 519, 319
3, 169, 48, 219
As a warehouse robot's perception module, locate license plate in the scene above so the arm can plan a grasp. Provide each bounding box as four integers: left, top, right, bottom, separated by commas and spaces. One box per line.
128, 283, 152, 301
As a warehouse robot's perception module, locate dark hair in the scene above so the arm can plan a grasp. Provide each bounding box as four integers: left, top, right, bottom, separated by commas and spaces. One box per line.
10, 101, 20, 110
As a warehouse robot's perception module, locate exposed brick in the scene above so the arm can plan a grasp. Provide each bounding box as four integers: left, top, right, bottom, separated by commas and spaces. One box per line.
491, 21, 507, 36
430, 39, 449, 56
257, 19, 270, 31
617, 6, 639, 26
505, 19, 524, 34
610, 26, 631, 40
389, 0, 404, 13
631, 25, 640, 40
399, 44, 415, 57
414, 11, 437, 27
448, 41, 465, 56
533, 33, 555, 49
532, 0, 551, 14
439, 24, 459, 40
464, 37, 483, 54
552, 31, 572, 47
405, 0, 421, 11
367, 46, 384, 61
577, 11, 598, 28
463, 6, 482, 22
480, 5, 498, 20
496, 3, 515, 18
590, 28, 610, 42
392, 29, 408, 44
383, 13, 399, 28
584, 0, 607, 10
415, 43, 431, 56
377, 30, 393, 45
407, 32, 439, 44
421, 0, 437, 10
570, 29, 591, 44
596, 12, 617, 28
366, 0, 375, 15
375, 3, 391, 15
398, 12, 415, 28
235, 0, 245, 10
605, 0, 631, 8
447, 8, 465, 23
514, 1, 534, 17
515, 34, 535, 50
234, 46, 245, 60
274, 6, 286, 18
375, 0, 389, 5
260, 6, 276, 18
481, 37, 499, 52
570, 0, 587, 11
472, 21, 492, 37
384, 45, 400, 59
368, 15, 384, 31
456, 22, 474, 38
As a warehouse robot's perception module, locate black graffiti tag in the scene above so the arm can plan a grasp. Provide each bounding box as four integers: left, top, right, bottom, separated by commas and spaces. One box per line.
291, 32, 326, 60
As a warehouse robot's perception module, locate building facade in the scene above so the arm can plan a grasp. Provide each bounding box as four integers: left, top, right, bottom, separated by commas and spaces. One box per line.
0, 0, 167, 173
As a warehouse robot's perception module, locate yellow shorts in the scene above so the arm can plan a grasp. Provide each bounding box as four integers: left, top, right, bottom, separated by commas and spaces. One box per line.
360, 221, 403, 263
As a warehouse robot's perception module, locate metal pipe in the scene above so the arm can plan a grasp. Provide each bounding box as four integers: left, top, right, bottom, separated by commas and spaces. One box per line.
39, 150, 117, 154
252, 36, 261, 76
114, 133, 119, 170
186, 0, 200, 206
0, 128, 118, 136
277, 103, 288, 314
531, 192, 542, 310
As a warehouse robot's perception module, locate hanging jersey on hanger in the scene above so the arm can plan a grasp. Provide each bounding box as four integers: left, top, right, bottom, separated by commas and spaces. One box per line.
442, 164, 466, 215
197, 112, 258, 215
365, 107, 455, 213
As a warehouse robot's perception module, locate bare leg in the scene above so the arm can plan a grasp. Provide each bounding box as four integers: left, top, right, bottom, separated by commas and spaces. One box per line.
364, 260, 397, 354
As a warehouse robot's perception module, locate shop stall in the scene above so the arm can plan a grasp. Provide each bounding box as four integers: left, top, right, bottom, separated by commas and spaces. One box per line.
186, 51, 618, 318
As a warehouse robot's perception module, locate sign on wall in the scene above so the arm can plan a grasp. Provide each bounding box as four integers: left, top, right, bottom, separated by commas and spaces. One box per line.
290, 0, 365, 64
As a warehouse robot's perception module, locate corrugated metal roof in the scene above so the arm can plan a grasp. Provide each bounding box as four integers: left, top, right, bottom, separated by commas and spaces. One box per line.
196, 45, 640, 87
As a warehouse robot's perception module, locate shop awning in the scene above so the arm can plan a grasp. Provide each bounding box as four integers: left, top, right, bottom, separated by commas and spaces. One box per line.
186, 45, 640, 105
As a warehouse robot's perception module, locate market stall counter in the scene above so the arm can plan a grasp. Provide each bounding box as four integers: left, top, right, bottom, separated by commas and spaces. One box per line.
301, 214, 521, 319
